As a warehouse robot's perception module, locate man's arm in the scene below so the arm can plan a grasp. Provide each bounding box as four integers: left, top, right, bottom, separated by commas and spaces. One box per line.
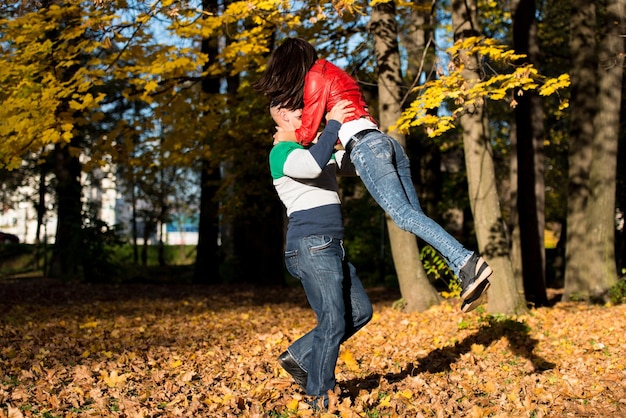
282, 120, 341, 178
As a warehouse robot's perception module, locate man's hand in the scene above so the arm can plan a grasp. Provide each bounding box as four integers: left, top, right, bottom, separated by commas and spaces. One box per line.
273, 129, 297, 145
326, 100, 355, 124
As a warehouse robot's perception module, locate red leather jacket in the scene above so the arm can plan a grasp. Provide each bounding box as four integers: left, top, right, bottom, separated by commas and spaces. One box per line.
296, 59, 375, 146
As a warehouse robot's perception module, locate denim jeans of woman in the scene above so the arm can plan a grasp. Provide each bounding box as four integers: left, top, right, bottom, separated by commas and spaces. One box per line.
284, 235, 372, 405
349, 131, 472, 276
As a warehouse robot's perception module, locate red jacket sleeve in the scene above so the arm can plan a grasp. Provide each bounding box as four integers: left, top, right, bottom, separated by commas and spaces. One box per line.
296, 69, 329, 146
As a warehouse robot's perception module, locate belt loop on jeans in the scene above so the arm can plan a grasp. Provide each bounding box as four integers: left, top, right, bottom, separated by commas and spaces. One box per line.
344, 129, 379, 153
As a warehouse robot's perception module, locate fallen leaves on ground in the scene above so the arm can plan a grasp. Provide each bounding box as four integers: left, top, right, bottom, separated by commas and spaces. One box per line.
0, 280, 625, 417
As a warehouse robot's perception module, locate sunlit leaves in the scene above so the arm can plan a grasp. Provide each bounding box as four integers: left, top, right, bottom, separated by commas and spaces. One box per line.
0, 0, 299, 172
394, 36, 571, 137
0, 3, 113, 168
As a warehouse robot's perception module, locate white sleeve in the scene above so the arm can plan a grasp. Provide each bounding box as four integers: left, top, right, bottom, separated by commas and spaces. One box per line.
283, 149, 324, 179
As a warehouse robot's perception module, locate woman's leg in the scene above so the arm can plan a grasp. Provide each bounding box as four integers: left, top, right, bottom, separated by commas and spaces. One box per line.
350, 133, 471, 274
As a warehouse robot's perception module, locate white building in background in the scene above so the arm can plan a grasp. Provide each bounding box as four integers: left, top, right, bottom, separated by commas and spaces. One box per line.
1, 163, 198, 246
0, 164, 118, 244
0, 198, 57, 244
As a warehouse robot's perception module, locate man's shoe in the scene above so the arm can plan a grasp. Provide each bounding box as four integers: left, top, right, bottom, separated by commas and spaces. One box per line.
461, 280, 491, 313
278, 351, 308, 389
459, 253, 492, 301
307, 395, 329, 412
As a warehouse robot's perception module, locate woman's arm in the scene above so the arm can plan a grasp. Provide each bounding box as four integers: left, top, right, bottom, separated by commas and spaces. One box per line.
295, 70, 329, 146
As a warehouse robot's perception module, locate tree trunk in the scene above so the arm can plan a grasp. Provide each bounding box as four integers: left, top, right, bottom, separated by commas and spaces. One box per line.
193, 0, 222, 284
226, 69, 285, 285
371, 1, 441, 311
619, 128, 626, 274
131, 182, 139, 264
34, 165, 47, 271
194, 159, 221, 283
451, 0, 525, 314
512, 0, 548, 305
403, 0, 442, 224
564, 0, 597, 301
401, 0, 436, 90
49, 144, 84, 280
508, 119, 525, 296
585, 0, 624, 301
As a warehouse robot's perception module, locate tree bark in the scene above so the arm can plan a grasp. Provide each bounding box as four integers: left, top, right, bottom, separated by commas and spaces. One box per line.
34, 164, 48, 272
508, 120, 525, 295
402, 0, 442, 223
451, 0, 525, 314
49, 144, 84, 280
194, 160, 221, 284
564, 0, 597, 301
512, 0, 548, 306
193, 0, 222, 284
370, 1, 441, 311
585, 0, 624, 301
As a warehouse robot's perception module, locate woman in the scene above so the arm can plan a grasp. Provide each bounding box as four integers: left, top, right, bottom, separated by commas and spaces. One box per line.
254, 38, 492, 312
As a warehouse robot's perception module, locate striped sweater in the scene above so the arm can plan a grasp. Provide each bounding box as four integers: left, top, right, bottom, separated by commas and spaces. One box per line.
269, 119, 355, 243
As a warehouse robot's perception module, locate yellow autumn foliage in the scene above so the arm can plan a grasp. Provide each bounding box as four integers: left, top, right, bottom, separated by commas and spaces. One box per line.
394, 36, 570, 137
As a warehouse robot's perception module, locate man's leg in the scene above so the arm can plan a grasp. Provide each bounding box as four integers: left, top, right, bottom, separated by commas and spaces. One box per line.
284, 235, 347, 406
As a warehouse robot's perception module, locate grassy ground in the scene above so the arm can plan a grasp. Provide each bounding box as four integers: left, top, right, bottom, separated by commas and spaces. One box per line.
0, 244, 196, 281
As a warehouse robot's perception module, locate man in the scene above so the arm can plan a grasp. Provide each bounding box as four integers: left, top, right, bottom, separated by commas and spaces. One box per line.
269, 100, 372, 410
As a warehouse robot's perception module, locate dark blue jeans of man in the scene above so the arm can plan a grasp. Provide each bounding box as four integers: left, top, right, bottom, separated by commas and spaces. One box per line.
349, 131, 472, 276
284, 235, 372, 401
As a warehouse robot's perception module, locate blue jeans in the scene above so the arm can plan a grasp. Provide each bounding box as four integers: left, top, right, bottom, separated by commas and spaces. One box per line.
350, 131, 472, 275
284, 235, 372, 400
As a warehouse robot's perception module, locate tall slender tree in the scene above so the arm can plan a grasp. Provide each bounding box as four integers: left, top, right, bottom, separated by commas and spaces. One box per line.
193, 0, 222, 284
583, 0, 623, 300
43, 3, 86, 280
451, 0, 525, 314
370, 0, 441, 311
512, 0, 548, 305
564, 0, 598, 300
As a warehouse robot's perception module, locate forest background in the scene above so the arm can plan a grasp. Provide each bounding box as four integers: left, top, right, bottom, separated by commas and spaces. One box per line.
2, 1, 626, 416
0, 0, 625, 313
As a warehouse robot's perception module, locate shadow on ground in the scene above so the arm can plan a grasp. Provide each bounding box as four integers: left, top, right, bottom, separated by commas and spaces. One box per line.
339, 316, 556, 399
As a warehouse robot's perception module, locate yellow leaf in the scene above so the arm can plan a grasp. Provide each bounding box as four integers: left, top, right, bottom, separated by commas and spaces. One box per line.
471, 343, 485, 355
287, 398, 299, 410
170, 359, 183, 368
339, 349, 359, 372
101, 370, 127, 388
69, 100, 83, 110
79, 321, 98, 329
484, 380, 497, 393
144, 79, 159, 93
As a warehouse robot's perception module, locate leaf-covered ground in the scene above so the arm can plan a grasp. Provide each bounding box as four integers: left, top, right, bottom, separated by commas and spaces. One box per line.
0, 279, 625, 417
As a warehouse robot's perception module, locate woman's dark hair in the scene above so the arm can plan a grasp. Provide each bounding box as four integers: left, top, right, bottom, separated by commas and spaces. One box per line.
253, 38, 318, 110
